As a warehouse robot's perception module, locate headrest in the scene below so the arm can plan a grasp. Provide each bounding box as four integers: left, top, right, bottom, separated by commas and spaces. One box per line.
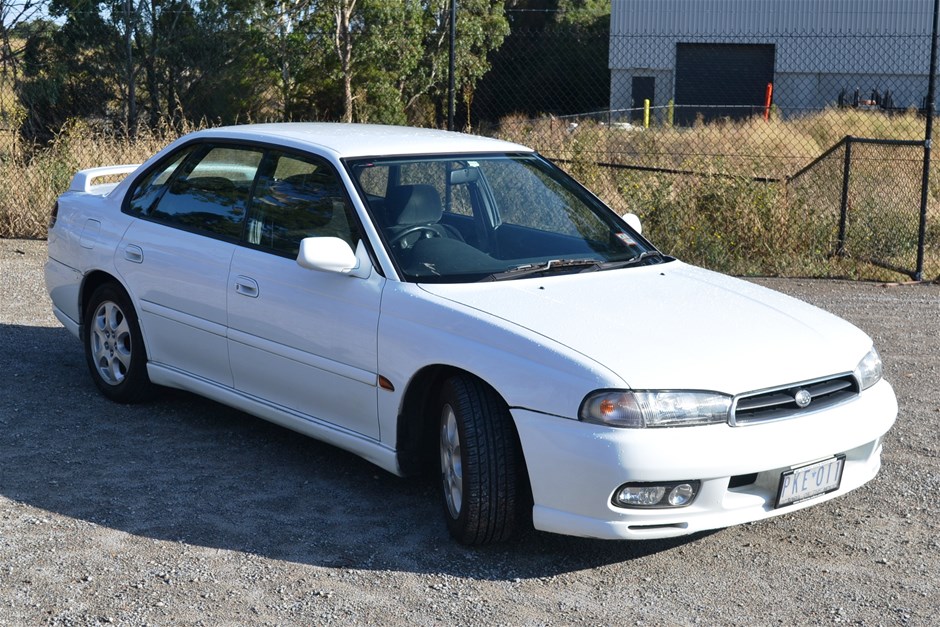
386, 185, 443, 226
261, 175, 334, 227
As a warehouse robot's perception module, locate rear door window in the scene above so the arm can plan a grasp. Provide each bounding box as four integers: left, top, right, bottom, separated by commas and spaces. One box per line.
127, 145, 263, 240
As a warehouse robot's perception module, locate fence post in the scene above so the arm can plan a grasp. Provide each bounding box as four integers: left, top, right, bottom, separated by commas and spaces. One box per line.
836, 137, 852, 257
644, 99, 650, 128
915, 0, 940, 281
124, 0, 136, 134
447, 0, 456, 132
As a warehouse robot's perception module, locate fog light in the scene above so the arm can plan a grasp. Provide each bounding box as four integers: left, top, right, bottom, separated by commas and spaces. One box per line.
613, 481, 701, 509
617, 486, 666, 507
668, 483, 695, 506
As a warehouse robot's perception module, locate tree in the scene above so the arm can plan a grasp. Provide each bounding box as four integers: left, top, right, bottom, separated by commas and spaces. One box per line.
1, 0, 48, 126
266, 0, 315, 119
331, 0, 354, 121
448, 0, 509, 128
17, 0, 123, 140
555, 0, 608, 27
355, 0, 434, 124
15, 0, 511, 137
163, 0, 276, 123
1, 0, 46, 80
20, 0, 280, 136
320, 0, 507, 127
473, 0, 610, 126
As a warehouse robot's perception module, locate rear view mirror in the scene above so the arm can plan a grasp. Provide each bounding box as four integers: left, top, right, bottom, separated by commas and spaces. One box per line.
622, 213, 643, 235
449, 166, 481, 185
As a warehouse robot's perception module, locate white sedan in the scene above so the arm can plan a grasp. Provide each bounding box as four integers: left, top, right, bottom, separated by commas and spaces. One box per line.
45, 123, 897, 544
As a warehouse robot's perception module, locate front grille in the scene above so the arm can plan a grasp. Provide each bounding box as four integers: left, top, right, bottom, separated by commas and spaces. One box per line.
731, 374, 859, 426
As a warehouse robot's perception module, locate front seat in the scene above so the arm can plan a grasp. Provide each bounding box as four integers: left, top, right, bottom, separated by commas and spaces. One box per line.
384, 185, 462, 250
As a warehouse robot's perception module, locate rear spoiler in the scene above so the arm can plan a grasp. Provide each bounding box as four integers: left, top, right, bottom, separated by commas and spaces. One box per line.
68, 164, 142, 194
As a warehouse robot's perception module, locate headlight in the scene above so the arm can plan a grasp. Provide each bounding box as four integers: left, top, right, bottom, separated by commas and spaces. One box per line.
854, 347, 883, 391
579, 390, 732, 428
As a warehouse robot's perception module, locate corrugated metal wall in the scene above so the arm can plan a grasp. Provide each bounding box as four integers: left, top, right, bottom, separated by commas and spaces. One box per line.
609, 0, 935, 119
611, 0, 932, 37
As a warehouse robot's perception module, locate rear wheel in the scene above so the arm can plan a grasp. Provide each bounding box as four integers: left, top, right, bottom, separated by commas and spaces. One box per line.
438, 375, 526, 545
83, 283, 153, 403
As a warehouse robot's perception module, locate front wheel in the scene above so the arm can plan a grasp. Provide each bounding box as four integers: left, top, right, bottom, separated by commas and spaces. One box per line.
83, 283, 153, 403
438, 375, 526, 545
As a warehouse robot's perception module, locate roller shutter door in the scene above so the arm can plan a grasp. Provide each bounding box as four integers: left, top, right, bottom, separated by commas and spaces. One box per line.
674, 43, 775, 125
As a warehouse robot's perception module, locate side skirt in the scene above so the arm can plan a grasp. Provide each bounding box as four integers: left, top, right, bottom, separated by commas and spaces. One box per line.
147, 363, 403, 476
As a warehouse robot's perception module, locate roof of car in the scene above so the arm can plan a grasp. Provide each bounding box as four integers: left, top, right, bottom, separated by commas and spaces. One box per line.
194, 123, 533, 159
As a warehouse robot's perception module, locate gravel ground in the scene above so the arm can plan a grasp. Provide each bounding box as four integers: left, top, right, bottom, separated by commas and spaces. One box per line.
1, 238, 938, 626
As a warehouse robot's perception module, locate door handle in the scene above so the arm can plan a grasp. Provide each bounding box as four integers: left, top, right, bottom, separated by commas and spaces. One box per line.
123, 244, 144, 263
234, 275, 260, 298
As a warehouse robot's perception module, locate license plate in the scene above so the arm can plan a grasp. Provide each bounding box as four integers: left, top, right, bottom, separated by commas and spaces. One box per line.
775, 455, 845, 508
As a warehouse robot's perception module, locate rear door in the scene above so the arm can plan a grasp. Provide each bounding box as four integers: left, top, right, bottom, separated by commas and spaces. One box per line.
117, 144, 263, 386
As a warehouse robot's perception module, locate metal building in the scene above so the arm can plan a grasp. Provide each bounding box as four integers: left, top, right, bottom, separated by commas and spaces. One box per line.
610, 0, 934, 123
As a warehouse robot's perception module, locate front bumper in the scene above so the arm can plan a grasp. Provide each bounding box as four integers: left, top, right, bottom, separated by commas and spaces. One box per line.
512, 379, 897, 540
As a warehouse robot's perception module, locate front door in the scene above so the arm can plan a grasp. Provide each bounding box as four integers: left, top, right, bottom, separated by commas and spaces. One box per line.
225, 150, 384, 438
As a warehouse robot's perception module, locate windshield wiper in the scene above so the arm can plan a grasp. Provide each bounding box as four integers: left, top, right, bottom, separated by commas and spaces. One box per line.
600, 250, 666, 270
482, 258, 602, 281
481, 252, 666, 281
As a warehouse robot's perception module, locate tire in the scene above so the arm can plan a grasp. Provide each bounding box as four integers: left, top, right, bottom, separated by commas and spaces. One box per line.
438, 375, 526, 545
83, 283, 153, 403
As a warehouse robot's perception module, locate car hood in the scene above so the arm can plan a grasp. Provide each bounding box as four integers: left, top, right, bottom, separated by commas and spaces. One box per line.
418, 261, 872, 394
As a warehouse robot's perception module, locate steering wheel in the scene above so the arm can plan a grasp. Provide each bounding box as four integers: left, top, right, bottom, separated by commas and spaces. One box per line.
389, 225, 442, 245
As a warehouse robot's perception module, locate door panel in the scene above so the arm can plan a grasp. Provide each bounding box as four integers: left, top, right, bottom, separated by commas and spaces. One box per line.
226, 246, 383, 438
116, 220, 235, 386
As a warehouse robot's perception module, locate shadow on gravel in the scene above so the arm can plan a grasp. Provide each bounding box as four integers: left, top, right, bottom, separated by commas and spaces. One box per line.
0, 323, 707, 581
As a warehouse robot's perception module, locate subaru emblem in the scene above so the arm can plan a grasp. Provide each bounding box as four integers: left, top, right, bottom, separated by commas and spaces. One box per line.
794, 388, 812, 408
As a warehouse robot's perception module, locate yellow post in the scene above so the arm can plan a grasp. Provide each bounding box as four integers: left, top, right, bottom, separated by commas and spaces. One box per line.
644, 99, 650, 128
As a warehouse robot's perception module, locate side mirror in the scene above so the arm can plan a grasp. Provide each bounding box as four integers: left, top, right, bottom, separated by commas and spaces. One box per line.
297, 237, 369, 278
622, 212, 643, 235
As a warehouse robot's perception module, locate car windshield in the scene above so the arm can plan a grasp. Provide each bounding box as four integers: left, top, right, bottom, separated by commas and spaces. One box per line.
346, 153, 666, 283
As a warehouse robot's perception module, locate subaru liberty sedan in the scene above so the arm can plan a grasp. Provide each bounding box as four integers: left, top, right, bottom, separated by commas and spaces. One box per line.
46, 123, 897, 545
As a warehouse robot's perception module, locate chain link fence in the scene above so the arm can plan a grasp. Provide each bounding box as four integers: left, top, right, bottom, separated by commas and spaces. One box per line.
785, 138, 927, 277
472, 1, 940, 280
2, 1, 939, 281
0, 113, 182, 240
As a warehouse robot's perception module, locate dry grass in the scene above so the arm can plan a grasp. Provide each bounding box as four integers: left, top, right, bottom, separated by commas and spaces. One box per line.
1, 109, 936, 280
0, 120, 193, 239
496, 108, 939, 280
496, 107, 929, 179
